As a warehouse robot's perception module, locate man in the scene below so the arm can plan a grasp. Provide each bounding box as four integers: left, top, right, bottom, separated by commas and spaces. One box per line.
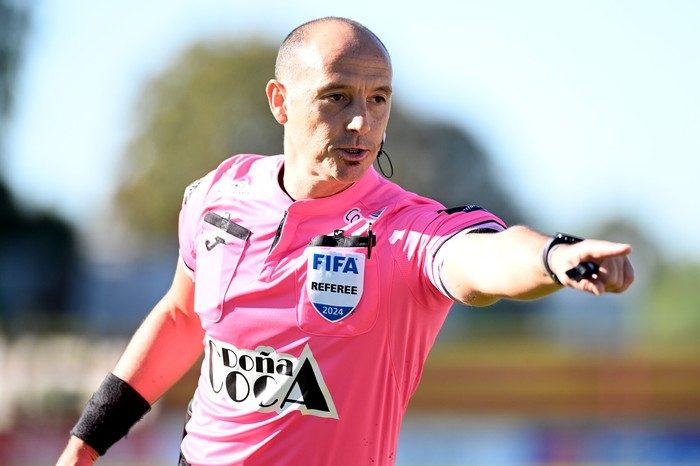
57, 16, 634, 466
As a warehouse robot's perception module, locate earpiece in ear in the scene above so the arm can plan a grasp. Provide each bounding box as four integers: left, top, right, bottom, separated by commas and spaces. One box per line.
376, 135, 393, 179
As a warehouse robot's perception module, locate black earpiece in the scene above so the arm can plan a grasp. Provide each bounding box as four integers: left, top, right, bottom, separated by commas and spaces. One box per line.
376, 139, 394, 178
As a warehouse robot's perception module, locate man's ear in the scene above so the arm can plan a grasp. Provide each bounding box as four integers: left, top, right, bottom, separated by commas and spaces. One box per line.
266, 79, 288, 124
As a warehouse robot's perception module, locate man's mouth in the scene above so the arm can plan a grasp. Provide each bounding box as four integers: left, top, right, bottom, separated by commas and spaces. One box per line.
338, 147, 369, 161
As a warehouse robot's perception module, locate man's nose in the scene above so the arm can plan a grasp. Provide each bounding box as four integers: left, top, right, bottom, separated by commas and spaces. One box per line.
346, 103, 370, 135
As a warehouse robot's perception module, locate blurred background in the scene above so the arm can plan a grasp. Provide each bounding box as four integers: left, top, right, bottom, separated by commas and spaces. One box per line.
1, 1, 699, 465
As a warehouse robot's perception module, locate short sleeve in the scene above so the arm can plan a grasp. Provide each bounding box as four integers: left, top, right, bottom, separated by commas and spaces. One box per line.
178, 171, 216, 277
387, 203, 506, 304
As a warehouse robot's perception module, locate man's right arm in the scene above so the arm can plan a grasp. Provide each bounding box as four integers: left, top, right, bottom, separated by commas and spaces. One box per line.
56, 260, 204, 465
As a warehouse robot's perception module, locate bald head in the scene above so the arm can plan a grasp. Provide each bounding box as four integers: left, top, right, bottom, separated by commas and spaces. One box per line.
274, 17, 391, 82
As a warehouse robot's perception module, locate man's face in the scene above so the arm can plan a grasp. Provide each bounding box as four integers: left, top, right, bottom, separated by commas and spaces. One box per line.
276, 28, 393, 197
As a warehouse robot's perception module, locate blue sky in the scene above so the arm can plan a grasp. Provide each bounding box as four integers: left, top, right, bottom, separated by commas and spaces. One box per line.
4, 0, 699, 260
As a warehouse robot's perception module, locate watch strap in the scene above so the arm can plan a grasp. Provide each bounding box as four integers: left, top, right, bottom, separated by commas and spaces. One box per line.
541, 232, 585, 285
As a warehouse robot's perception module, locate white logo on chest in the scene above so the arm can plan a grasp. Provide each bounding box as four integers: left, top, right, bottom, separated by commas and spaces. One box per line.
307, 250, 365, 322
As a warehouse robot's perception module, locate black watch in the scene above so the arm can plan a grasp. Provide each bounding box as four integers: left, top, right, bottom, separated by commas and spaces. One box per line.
542, 232, 599, 285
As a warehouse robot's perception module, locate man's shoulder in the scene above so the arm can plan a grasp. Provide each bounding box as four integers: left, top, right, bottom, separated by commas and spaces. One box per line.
374, 180, 445, 216
374, 180, 505, 232
217, 153, 280, 178
183, 154, 280, 203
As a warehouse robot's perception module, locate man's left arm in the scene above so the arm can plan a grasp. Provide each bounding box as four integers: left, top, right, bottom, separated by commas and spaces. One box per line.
439, 225, 634, 306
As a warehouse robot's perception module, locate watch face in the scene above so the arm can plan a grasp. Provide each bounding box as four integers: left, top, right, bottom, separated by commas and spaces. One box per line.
554, 232, 584, 244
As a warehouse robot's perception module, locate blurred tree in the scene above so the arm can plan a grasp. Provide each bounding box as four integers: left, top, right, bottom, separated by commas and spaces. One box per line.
0, 183, 77, 325
0, 0, 29, 160
641, 261, 700, 347
0, 1, 78, 327
115, 41, 283, 235
116, 39, 523, 236
386, 110, 522, 225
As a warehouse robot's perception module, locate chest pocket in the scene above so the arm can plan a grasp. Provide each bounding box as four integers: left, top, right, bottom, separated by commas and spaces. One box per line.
194, 211, 250, 322
296, 231, 380, 337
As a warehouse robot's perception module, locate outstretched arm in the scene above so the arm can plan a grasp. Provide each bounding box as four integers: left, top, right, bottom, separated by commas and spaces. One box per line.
56, 260, 204, 465
440, 225, 634, 306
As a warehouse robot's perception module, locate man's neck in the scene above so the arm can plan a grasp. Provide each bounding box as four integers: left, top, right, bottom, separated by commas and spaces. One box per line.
279, 165, 354, 201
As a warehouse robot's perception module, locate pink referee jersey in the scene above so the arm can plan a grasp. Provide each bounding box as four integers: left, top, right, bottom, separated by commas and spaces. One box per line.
178, 154, 505, 465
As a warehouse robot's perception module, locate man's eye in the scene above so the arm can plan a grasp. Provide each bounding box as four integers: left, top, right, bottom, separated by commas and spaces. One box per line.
327, 94, 344, 102
372, 96, 387, 104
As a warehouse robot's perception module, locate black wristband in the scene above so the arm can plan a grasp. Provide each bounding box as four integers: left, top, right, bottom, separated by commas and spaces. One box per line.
71, 373, 151, 456
541, 232, 585, 285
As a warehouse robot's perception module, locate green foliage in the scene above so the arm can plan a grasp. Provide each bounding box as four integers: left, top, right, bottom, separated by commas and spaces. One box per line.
0, 0, 29, 120
116, 41, 283, 235
0, 0, 30, 160
387, 109, 523, 226
642, 262, 700, 345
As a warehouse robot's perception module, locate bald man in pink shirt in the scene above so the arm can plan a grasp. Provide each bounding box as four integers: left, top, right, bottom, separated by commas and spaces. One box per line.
57, 16, 633, 466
